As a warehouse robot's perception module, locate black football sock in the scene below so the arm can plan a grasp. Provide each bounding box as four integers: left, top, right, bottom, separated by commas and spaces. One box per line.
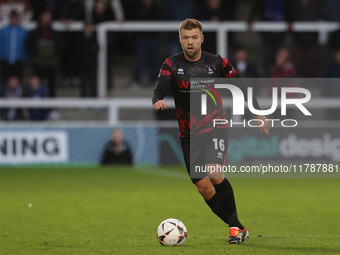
206, 178, 244, 230
205, 191, 229, 225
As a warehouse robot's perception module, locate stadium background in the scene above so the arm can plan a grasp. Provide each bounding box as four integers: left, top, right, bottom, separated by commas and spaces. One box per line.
0, 0, 340, 167
0, 1, 339, 254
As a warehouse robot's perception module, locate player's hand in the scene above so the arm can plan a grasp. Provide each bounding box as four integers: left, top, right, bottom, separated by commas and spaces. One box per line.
153, 100, 167, 110
256, 115, 270, 136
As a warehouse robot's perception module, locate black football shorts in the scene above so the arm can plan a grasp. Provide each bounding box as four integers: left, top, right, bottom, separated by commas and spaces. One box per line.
181, 127, 228, 184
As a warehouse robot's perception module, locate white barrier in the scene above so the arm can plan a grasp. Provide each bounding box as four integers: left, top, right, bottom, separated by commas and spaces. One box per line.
1, 97, 340, 125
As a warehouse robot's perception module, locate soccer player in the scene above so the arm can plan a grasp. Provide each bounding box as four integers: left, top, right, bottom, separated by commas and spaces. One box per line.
152, 18, 270, 244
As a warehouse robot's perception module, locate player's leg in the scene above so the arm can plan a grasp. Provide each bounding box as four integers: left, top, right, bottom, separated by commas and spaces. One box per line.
194, 176, 215, 200
181, 135, 249, 244
207, 171, 249, 244
204, 129, 249, 244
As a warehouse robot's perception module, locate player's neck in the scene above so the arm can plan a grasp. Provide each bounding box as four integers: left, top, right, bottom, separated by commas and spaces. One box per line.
184, 50, 202, 62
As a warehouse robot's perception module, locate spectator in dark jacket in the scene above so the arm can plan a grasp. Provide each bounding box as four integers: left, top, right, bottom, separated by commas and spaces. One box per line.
249, 0, 290, 76
131, 0, 162, 89
79, 24, 98, 97
322, 49, 340, 119
30, 0, 54, 21
198, 0, 235, 54
323, 49, 340, 78
233, 47, 259, 78
54, 0, 85, 87
162, 0, 197, 55
23, 75, 49, 121
92, 0, 115, 24
26, 10, 60, 97
54, 0, 85, 22
1, 76, 24, 121
101, 129, 133, 165
286, 0, 325, 77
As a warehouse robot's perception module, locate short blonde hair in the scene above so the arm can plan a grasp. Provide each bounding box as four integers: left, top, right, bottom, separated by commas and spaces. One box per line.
179, 18, 203, 35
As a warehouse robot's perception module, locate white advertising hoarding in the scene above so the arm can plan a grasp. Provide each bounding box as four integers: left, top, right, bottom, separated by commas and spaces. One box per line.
0, 131, 68, 163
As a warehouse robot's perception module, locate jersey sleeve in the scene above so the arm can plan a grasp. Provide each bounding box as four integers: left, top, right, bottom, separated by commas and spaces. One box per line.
152, 58, 172, 105
219, 56, 237, 78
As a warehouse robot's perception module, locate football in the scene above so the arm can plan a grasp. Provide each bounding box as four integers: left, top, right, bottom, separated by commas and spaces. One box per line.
156, 218, 188, 246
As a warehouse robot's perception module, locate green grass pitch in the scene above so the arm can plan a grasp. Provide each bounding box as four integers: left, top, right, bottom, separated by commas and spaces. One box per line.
0, 166, 339, 255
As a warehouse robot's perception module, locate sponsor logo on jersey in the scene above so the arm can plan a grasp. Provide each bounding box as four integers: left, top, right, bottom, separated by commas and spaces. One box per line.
206, 65, 215, 75
217, 152, 223, 159
177, 80, 189, 89
177, 68, 185, 75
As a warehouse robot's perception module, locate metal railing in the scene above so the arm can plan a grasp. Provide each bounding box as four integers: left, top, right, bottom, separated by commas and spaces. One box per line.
96, 21, 340, 97
1, 20, 339, 98
1, 97, 340, 125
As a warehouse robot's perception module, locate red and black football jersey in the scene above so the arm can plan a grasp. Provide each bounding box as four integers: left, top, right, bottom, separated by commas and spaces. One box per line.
152, 51, 259, 140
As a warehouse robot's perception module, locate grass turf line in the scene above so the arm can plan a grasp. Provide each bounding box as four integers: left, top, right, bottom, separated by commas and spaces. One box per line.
0, 166, 339, 255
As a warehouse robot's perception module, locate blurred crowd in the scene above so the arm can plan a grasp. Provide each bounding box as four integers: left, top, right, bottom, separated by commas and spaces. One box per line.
0, 0, 340, 121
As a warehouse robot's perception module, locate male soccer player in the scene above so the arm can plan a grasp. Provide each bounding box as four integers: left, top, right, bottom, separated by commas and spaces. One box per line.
152, 19, 270, 244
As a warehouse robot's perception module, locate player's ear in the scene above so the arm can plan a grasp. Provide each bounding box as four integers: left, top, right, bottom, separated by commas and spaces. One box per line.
201, 34, 204, 44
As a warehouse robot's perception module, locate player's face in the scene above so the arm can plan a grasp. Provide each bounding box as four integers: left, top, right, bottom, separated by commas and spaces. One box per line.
179, 28, 204, 61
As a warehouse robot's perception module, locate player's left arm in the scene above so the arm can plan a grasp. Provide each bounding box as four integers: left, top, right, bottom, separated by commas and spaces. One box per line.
152, 59, 172, 110
220, 57, 270, 135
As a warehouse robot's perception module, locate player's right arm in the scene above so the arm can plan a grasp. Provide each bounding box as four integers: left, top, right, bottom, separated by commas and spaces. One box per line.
152, 58, 172, 111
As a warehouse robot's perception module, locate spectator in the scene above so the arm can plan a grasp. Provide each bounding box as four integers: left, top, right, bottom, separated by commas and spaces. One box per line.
323, 49, 340, 78
54, 0, 85, 88
0, 0, 32, 22
232, 47, 259, 120
90, 0, 124, 93
92, 0, 114, 24
198, 0, 235, 54
286, 0, 325, 77
79, 24, 98, 97
26, 10, 61, 97
100, 129, 133, 165
329, 27, 340, 51
162, 0, 197, 55
269, 47, 296, 119
249, 0, 290, 76
0, 10, 28, 83
198, 0, 234, 22
0, 76, 24, 121
233, 47, 259, 78
322, 49, 340, 119
323, 0, 340, 21
54, 0, 85, 22
131, 0, 161, 89
269, 47, 296, 78
23, 75, 49, 121
30, 0, 55, 22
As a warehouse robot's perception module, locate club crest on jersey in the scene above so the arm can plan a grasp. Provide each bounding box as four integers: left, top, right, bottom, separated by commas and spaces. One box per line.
206, 65, 215, 75
177, 68, 185, 75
